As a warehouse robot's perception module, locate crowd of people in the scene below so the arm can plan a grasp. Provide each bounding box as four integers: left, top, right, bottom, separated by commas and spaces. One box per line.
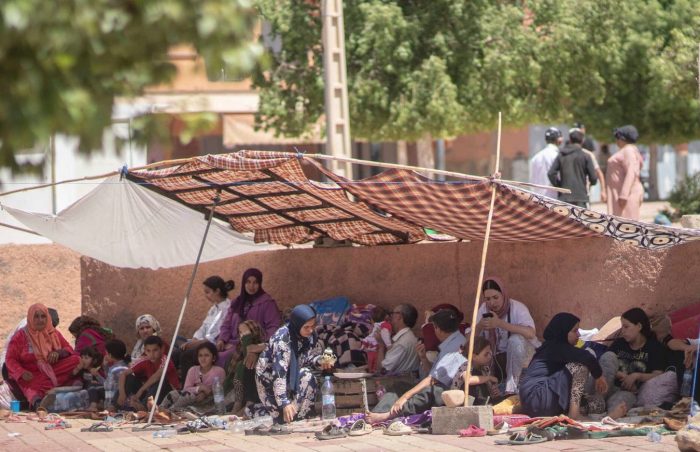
0, 269, 696, 427
530, 123, 644, 220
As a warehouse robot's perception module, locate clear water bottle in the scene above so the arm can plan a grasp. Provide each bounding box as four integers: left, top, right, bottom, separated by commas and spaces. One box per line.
321, 376, 336, 420
681, 369, 694, 397
646, 431, 661, 442
213, 376, 225, 414
152, 429, 177, 438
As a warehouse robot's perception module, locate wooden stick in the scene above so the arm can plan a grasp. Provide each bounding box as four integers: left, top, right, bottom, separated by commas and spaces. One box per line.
463, 113, 502, 406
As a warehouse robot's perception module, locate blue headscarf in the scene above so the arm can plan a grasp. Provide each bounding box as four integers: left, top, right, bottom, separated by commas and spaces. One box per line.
288, 304, 316, 393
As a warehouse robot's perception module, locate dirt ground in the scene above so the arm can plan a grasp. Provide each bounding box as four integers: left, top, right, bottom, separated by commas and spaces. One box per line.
0, 244, 82, 353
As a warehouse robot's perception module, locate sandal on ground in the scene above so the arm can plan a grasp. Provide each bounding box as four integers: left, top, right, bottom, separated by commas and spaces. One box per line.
6, 414, 27, 423
315, 424, 347, 440
81, 422, 114, 432
267, 424, 292, 435
45, 419, 72, 430
495, 432, 547, 445
383, 420, 412, 436
459, 424, 486, 437
348, 419, 373, 436
245, 425, 269, 436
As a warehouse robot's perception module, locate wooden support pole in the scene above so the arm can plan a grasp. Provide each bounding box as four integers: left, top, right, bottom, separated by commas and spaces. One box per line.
463, 113, 502, 406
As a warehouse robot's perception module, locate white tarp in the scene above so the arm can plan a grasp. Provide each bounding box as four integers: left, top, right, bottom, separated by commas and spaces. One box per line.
2, 175, 273, 269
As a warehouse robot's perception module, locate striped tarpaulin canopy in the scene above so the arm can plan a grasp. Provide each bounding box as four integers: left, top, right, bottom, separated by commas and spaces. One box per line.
128, 150, 700, 250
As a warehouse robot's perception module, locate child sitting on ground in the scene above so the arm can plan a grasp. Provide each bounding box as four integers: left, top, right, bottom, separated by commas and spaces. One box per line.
103, 339, 131, 411
225, 320, 264, 416
361, 306, 392, 373
71, 345, 105, 411
160, 342, 225, 411
117, 335, 180, 410
450, 336, 501, 405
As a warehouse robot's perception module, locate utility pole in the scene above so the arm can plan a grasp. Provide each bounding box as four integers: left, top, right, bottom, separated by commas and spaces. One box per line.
321, 0, 352, 178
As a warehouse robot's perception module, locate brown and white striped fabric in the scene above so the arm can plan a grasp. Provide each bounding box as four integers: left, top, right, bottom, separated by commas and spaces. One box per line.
127, 151, 700, 250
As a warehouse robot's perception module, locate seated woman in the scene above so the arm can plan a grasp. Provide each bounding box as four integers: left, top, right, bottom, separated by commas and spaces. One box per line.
255, 305, 332, 424
475, 277, 540, 394
519, 313, 608, 419
217, 269, 282, 369
450, 336, 499, 405
161, 342, 225, 411
367, 310, 466, 424
68, 315, 113, 355
131, 314, 163, 361
602, 308, 669, 418
176, 275, 234, 381
224, 320, 264, 416
5, 304, 80, 408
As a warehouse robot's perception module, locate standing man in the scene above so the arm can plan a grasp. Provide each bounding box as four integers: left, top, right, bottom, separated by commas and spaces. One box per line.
529, 127, 563, 199
573, 123, 607, 203
547, 129, 598, 207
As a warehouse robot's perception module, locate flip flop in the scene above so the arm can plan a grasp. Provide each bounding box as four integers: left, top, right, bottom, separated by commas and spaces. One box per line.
245, 425, 268, 436
267, 424, 292, 435
495, 432, 547, 445
459, 424, 486, 437
6, 414, 27, 423
45, 419, 72, 430
348, 419, 373, 436
315, 424, 346, 440
81, 422, 114, 432
383, 420, 412, 436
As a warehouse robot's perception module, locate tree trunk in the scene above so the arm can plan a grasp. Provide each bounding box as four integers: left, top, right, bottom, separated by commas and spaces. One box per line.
648, 143, 659, 201
396, 140, 408, 165
416, 134, 434, 172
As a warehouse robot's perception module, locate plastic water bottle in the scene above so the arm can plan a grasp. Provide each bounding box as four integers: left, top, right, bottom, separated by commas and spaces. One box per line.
152, 429, 177, 438
213, 377, 225, 414
646, 431, 661, 443
321, 376, 336, 420
681, 369, 694, 397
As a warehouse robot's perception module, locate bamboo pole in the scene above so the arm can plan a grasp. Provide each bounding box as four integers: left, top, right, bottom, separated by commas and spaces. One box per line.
463, 113, 502, 406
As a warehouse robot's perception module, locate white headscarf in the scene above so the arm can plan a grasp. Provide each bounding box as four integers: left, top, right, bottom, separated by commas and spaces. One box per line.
131, 314, 161, 360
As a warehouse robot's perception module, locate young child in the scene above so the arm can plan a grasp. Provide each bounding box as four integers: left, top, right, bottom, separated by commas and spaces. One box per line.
361, 306, 392, 373
117, 335, 180, 410
103, 339, 131, 411
71, 346, 105, 411
450, 337, 500, 405
225, 320, 264, 416
161, 342, 225, 410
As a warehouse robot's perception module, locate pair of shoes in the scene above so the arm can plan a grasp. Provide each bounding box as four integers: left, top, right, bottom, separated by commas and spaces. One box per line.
316, 424, 346, 440
80, 422, 114, 432
45, 419, 72, 430
245, 424, 292, 436
459, 425, 486, 437
383, 420, 412, 436
494, 432, 547, 445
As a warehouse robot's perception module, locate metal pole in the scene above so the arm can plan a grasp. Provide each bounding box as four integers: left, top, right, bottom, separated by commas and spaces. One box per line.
50, 135, 57, 215
146, 191, 221, 424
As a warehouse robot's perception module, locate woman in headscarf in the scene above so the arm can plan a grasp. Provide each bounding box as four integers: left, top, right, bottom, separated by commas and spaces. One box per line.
255, 304, 331, 424
217, 269, 281, 368
474, 277, 540, 394
519, 313, 607, 419
68, 315, 113, 356
131, 314, 163, 361
605, 125, 644, 220
5, 304, 81, 408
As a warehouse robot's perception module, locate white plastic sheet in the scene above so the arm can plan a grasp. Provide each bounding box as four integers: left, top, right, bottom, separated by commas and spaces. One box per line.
3, 175, 272, 269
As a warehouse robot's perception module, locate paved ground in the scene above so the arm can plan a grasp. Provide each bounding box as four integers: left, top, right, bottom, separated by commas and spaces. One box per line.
0, 417, 681, 451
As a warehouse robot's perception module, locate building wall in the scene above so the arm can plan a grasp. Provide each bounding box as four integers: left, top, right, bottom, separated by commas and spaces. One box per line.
81, 238, 700, 351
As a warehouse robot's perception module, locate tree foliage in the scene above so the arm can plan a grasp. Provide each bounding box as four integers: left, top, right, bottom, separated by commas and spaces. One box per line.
0, 0, 261, 167
254, 0, 700, 144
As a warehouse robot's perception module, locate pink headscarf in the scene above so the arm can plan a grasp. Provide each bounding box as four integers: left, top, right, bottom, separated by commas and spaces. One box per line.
25, 303, 61, 385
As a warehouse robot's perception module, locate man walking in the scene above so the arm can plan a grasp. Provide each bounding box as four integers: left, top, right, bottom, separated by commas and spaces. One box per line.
529, 127, 562, 199
547, 129, 598, 207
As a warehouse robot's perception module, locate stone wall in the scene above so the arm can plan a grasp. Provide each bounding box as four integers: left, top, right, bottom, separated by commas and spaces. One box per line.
81, 237, 700, 350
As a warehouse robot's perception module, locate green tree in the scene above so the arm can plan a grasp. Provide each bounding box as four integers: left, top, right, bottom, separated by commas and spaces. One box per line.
0, 0, 261, 167
254, 0, 700, 145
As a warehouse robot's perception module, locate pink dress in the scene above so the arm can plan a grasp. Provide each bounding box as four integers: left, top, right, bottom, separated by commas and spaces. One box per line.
605, 144, 644, 220
5, 329, 80, 403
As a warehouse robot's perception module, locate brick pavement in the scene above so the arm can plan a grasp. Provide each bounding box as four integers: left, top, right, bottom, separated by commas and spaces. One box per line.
0, 417, 681, 451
